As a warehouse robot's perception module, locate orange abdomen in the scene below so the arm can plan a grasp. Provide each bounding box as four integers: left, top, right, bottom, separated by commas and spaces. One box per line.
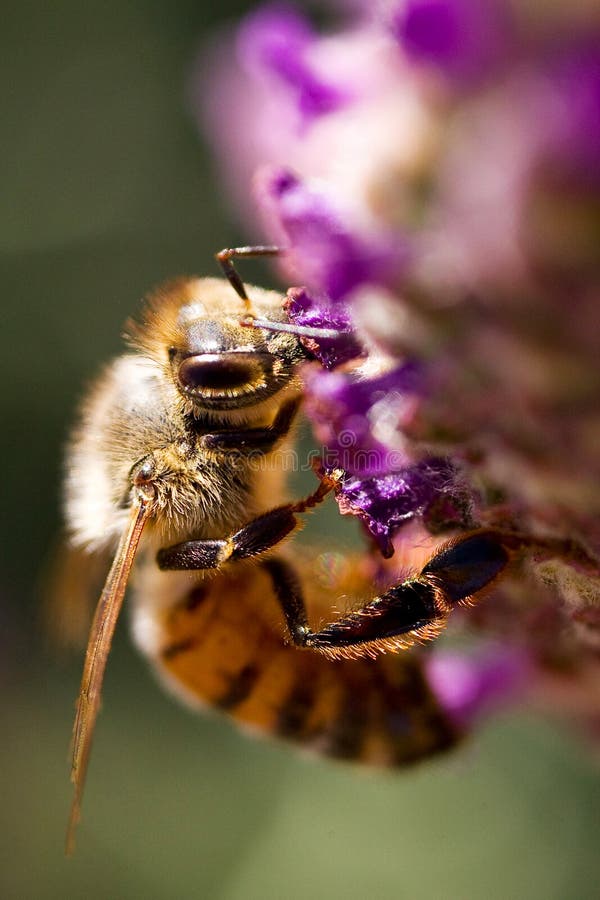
140, 560, 459, 766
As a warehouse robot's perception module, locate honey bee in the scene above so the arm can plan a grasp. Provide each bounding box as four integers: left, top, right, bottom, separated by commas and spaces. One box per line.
64, 247, 579, 853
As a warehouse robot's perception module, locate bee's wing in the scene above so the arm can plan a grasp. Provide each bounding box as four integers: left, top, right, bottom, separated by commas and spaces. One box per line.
42, 537, 112, 653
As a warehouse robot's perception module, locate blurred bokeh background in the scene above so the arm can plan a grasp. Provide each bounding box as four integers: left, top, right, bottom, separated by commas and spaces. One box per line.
1, 2, 599, 898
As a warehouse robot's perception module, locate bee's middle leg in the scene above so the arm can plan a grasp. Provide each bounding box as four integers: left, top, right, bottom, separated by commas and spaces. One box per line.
263, 532, 513, 658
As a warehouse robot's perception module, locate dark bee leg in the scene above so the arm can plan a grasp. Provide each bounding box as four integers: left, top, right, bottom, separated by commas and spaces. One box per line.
260, 557, 309, 643
199, 397, 301, 453
263, 531, 513, 658
215, 246, 283, 302
157, 477, 336, 572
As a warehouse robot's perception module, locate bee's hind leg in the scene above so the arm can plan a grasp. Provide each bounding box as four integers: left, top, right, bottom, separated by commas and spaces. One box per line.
263, 531, 513, 658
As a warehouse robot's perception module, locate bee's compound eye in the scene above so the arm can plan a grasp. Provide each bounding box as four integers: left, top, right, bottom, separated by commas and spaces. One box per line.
177, 353, 268, 395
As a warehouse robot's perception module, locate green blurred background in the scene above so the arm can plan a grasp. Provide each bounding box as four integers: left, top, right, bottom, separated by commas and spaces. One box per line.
1, 3, 598, 898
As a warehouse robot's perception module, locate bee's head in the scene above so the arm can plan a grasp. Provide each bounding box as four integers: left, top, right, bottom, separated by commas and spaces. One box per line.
128, 277, 307, 411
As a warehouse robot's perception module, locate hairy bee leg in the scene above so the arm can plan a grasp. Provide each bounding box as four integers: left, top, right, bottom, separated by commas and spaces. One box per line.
215, 245, 284, 302
157, 506, 298, 570
157, 478, 336, 572
419, 531, 511, 602
199, 397, 301, 453
264, 532, 512, 658
261, 557, 309, 643
262, 556, 443, 653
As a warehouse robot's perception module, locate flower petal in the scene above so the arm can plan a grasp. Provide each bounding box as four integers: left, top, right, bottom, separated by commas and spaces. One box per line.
304, 361, 424, 476
256, 167, 408, 300
284, 286, 364, 368
237, 4, 352, 123
332, 458, 473, 557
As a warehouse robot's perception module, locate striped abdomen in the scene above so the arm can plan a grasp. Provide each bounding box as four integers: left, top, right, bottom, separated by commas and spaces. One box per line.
135, 560, 459, 766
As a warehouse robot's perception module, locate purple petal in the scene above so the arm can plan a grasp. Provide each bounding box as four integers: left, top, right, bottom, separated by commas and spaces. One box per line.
303, 361, 424, 477
284, 286, 364, 369
391, 0, 514, 82
256, 167, 408, 301
237, 4, 351, 123
425, 645, 530, 727
333, 458, 472, 557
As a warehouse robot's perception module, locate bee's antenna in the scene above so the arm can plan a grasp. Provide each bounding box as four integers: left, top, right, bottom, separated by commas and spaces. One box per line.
215, 246, 284, 305
215, 246, 344, 340
240, 316, 343, 341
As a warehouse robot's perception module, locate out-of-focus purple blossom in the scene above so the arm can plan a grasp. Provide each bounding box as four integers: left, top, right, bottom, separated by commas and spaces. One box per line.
284, 286, 364, 368
237, 4, 352, 124
545, 40, 600, 184
303, 361, 424, 476
425, 645, 530, 727
390, 0, 515, 84
256, 167, 409, 301
333, 457, 473, 557
195, 13, 430, 226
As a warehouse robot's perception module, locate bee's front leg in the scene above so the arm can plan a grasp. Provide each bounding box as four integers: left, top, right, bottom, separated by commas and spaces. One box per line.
199, 397, 301, 453
156, 476, 335, 571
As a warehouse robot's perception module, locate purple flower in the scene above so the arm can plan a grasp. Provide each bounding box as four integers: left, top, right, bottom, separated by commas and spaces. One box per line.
391, 0, 514, 83
256, 167, 409, 301
332, 458, 473, 557
303, 361, 424, 476
284, 286, 364, 368
237, 4, 351, 124
197, 2, 600, 744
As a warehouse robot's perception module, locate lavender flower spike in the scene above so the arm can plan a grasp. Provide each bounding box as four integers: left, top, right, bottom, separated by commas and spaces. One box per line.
198, 1, 600, 746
